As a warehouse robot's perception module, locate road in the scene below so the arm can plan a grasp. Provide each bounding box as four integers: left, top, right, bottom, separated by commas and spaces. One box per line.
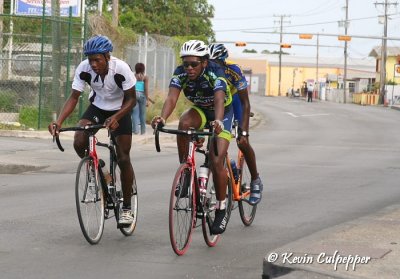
1, 96, 400, 279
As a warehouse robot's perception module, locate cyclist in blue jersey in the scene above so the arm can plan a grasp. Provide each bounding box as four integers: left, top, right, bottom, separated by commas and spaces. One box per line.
209, 43, 263, 205
151, 40, 232, 234
48, 35, 137, 225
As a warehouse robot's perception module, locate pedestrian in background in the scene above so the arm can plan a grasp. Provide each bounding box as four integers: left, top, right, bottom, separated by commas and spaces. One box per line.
307, 82, 313, 102
132, 62, 149, 135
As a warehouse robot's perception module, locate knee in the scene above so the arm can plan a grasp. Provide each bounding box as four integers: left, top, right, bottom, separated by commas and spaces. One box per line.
73, 137, 87, 158
117, 154, 131, 169
178, 118, 193, 130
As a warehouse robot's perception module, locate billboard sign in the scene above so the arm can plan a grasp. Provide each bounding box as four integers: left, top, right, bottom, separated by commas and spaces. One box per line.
15, 0, 81, 17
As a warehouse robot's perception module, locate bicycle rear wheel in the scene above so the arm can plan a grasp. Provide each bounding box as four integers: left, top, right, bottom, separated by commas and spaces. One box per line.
169, 163, 195, 255
75, 157, 105, 244
116, 164, 138, 236
238, 157, 257, 226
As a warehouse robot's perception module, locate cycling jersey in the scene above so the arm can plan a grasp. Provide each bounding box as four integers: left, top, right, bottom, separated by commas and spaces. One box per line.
72, 56, 136, 111
223, 60, 248, 96
169, 60, 232, 110
221, 60, 248, 124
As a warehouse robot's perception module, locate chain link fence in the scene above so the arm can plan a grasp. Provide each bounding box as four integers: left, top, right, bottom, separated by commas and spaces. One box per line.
0, 11, 86, 130
0, 12, 178, 131
125, 33, 177, 95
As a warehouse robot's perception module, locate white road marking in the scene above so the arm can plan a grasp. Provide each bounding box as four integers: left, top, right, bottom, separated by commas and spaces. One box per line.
285, 112, 299, 118
284, 112, 330, 118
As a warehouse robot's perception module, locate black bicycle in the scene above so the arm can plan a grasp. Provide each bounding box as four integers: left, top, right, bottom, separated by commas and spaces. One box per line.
53, 124, 138, 244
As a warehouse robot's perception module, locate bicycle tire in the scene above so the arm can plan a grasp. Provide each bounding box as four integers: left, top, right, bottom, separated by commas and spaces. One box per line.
75, 157, 105, 244
201, 170, 220, 246
116, 164, 138, 236
169, 163, 195, 255
238, 157, 257, 226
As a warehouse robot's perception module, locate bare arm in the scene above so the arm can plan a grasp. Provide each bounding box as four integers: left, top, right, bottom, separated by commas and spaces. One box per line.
238, 88, 250, 132
160, 87, 180, 121
212, 90, 226, 134
105, 86, 136, 130
48, 89, 81, 135
151, 87, 180, 128
144, 75, 149, 100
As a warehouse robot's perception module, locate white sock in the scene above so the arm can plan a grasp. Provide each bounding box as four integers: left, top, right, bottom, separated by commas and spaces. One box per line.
216, 199, 226, 210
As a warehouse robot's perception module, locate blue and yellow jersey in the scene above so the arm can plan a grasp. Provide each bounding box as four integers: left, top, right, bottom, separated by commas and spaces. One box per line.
169, 60, 232, 110
223, 60, 248, 95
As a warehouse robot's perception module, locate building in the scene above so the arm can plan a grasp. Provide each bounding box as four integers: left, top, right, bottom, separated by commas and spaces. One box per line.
229, 52, 376, 102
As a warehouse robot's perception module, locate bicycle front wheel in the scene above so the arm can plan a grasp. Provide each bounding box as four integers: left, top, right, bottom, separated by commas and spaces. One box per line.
238, 157, 257, 226
169, 163, 195, 255
75, 157, 105, 244
201, 170, 220, 247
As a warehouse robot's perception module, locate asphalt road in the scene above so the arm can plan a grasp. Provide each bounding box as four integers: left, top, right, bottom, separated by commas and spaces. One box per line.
1, 95, 399, 279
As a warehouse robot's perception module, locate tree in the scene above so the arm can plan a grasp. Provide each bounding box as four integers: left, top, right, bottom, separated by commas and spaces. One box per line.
243, 49, 257, 53
87, 0, 215, 41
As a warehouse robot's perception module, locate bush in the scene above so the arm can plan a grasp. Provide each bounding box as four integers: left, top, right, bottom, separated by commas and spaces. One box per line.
0, 90, 18, 112
146, 91, 190, 124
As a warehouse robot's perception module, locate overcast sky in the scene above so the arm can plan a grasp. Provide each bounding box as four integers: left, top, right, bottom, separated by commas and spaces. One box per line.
208, 0, 400, 60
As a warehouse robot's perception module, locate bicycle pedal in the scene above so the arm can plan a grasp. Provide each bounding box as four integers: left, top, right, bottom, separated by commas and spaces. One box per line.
117, 223, 131, 229
196, 212, 204, 218
106, 203, 114, 209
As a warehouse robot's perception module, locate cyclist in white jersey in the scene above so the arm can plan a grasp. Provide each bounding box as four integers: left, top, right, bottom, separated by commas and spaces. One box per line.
48, 35, 137, 225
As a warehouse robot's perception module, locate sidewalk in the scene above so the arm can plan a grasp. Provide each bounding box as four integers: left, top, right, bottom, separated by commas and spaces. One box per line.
263, 203, 400, 279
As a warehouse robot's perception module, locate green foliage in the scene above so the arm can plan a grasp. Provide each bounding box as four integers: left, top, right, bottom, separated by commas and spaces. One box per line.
92, 0, 215, 41
19, 106, 40, 129
0, 90, 18, 112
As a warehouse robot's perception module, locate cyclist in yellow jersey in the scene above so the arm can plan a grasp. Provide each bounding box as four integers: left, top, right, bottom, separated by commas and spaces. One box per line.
209, 43, 263, 205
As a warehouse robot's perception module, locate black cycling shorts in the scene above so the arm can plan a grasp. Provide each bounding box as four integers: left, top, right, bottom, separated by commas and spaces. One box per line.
81, 104, 132, 136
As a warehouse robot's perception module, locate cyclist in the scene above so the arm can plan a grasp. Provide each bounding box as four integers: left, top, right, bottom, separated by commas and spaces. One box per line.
151, 40, 233, 234
48, 35, 137, 225
208, 43, 263, 205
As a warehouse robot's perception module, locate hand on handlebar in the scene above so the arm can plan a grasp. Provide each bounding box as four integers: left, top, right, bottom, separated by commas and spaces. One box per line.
48, 122, 60, 137
211, 120, 224, 135
151, 116, 165, 129
104, 117, 119, 131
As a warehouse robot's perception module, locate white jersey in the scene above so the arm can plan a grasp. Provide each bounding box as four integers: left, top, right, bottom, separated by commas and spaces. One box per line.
72, 56, 136, 111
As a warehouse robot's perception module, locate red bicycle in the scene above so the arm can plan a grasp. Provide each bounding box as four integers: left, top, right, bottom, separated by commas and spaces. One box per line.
154, 125, 232, 255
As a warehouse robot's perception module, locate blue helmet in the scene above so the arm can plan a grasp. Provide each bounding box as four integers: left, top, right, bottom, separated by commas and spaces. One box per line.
83, 35, 113, 56
208, 43, 228, 60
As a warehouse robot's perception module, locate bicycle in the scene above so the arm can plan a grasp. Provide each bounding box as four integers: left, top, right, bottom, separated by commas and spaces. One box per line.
53, 124, 138, 244
224, 119, 257, 226
154, 125, 232, 255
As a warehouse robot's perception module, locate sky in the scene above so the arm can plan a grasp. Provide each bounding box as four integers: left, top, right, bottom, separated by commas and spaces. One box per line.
208, 0, 400, 60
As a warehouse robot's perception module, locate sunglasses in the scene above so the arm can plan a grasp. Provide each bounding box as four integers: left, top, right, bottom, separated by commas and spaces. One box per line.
183, 61, 202, 68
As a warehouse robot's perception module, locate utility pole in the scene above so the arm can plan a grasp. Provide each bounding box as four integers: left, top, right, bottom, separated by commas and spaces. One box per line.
112, 0, 119, 27
338, 0, 349, 103
274, 14, 290, 96
375, 0, 398, 104
344, 0, 348, 104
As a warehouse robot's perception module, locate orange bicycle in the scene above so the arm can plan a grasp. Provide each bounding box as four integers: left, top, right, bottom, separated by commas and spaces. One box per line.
225, 119, 257, 225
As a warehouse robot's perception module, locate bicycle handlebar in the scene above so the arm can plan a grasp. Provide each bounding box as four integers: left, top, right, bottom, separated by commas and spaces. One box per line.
52, 124, 106, 152
154, 125, 218, 156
